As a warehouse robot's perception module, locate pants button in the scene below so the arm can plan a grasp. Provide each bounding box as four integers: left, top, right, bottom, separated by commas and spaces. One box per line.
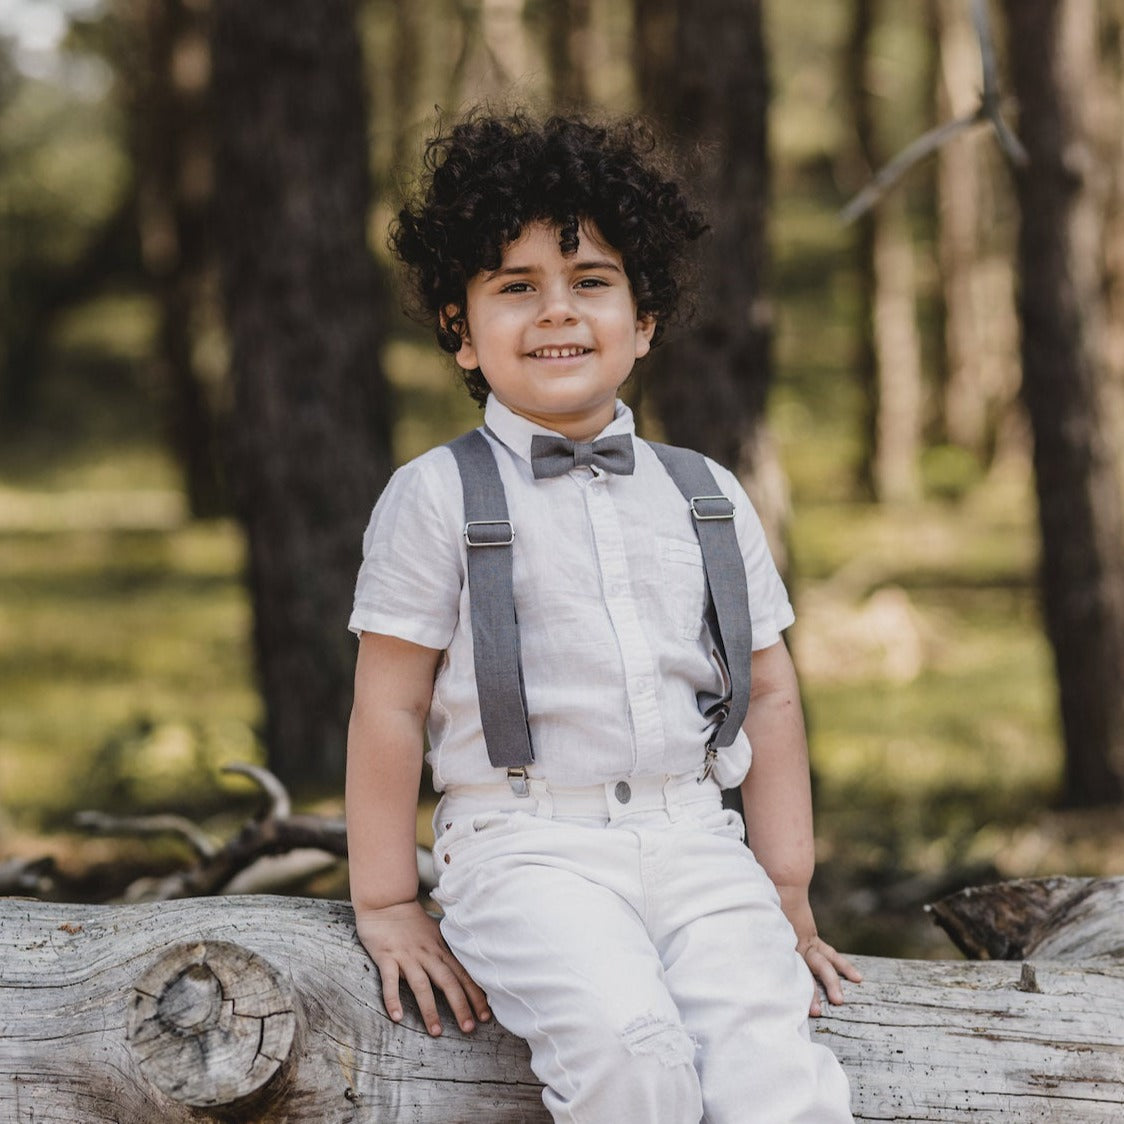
614, 780, 632, 804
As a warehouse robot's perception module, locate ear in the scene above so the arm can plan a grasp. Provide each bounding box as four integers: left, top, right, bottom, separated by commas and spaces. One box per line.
634, 314, 657, 360
443, 305, 478, 370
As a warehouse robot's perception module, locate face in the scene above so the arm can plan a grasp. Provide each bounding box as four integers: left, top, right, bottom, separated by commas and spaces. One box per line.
454, 219, 656, 441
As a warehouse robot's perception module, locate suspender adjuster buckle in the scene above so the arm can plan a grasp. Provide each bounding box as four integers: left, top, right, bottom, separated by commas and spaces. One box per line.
506, 766, 530, 797
464, 520, 515, 547
689, 495, 735, 521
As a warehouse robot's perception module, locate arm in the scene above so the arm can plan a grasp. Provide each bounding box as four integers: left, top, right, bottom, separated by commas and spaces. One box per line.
739, 639, 862, 1014
346, 631, 491, 1035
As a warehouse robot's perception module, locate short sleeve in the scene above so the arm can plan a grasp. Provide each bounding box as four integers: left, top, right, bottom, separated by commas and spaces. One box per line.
707, 459, 795, 650
348, 449, 464, 650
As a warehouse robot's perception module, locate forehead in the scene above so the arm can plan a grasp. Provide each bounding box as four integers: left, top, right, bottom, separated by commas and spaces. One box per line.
496, 218, 622, 266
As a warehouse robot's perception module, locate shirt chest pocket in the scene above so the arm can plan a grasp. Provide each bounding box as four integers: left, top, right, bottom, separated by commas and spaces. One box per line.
657, 536, 708, 640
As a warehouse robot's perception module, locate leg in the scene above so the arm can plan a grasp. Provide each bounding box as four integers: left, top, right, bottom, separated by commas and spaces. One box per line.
646, 816, 853, 1124
434, 815, 704, 1124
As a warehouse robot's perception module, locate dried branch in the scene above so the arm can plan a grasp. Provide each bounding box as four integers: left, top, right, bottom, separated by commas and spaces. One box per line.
840, 0, 1027, 224
971, 0, 1027, 165
74, 811, 218, 861
72, 763, 437, 902
0, 855, 56, 897
221, 761, 291, 820
839, 111, 985, 225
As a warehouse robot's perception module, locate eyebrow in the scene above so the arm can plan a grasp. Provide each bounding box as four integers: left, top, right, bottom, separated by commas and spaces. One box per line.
484, 259, 624, 280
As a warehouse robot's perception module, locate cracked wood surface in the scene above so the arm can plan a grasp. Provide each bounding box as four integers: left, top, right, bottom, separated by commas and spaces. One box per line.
1, 894, 1123, 1122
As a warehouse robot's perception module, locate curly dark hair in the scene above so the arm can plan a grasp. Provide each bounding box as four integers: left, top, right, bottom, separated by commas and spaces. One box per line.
389, 111, 708, 406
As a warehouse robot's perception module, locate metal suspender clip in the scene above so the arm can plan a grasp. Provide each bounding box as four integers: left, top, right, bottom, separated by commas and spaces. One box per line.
464, 520, 515, 546
698, 746, 718, 782
689, 496, 735, 521
506, 766, 530, 797
698, 705, 727, 783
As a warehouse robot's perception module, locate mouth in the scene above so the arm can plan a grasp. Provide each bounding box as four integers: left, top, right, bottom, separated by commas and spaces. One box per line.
527, 346, 593, 359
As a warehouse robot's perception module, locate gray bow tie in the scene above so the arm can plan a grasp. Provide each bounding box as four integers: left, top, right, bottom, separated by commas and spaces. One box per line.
530, 433, 636, 479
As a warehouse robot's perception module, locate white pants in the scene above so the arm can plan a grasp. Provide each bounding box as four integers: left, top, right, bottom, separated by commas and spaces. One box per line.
432, 773, 853, 1124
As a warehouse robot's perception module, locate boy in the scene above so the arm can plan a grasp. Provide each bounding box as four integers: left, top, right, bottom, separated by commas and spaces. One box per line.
346, 112, 860, 1122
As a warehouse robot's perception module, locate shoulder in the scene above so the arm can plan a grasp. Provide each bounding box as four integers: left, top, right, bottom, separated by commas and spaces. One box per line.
360, 442, 467, 553
637, 439, 748, 503
378, 443, 464, 509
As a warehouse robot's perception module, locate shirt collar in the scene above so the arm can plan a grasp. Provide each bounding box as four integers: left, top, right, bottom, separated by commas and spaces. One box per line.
482, 394, 636, 467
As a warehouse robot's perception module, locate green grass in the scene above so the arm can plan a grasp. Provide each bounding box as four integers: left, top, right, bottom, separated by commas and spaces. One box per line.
0, 520, 261, 826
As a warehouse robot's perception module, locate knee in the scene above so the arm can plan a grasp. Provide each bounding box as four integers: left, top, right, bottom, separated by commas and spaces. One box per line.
549, 1013, 702, 1121
619, 1013, 698, 1071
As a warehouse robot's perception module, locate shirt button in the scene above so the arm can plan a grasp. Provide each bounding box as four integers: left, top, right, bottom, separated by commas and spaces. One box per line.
443, 853, 451, 864
614, 781, 632, 804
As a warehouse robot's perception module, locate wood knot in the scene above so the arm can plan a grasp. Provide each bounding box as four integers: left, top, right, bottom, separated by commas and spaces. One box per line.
128, 940, 298, 1109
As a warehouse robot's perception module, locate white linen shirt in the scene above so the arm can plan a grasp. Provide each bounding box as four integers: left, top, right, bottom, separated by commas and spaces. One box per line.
349, 396, 795, 791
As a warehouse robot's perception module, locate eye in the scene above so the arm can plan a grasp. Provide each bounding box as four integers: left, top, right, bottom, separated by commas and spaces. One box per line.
575, 276, 609, 289
499, 281, 533, 294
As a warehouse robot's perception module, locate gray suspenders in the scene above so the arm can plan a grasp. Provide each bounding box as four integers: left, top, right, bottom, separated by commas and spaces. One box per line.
446, 429, 752, 793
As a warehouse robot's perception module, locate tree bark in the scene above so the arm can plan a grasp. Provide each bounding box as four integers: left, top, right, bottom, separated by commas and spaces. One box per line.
933, 0, 986, 455
847, 0, 924, 504
2, 890, 1124, 1122
133, 0, 227, 518
1002, 0, 1124, 805
632, 0, 787, 550
929, 876, 1124, 961
931, 0, 1022, 467
546, 0, 594, 109
211, 0, 394, 791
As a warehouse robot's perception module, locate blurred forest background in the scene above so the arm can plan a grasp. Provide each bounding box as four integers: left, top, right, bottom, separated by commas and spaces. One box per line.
2, 0, 1124, 958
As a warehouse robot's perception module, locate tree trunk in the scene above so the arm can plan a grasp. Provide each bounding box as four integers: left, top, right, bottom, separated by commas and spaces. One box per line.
934, 0, 985, 453
2, 889, 1123, 1122
932, 0, 1022, 467
546, 0, 594, 108
133, 0, 227, 518
1002, 0, 1124, 805
870, 191, 924, 503
633, 0, 788, 551
847, 0, 924, 504
211, 0, 395, 791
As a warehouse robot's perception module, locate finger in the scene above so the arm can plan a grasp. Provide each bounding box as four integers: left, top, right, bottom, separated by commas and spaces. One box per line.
403, 967, 445, 1036
374, 958, 404, 1022
466, 976, 492, 1022
426, 957, 480, 1033
803, 946, 844, 1007
815, 943, 862, 996
441, 952, 492, 1022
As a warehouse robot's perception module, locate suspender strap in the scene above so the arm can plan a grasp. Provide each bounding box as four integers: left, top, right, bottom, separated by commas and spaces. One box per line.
447, 430, 535, 773
646, 442, 753, 751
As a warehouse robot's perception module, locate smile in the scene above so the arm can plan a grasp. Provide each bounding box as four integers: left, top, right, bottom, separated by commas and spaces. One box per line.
528, 346, 592, 358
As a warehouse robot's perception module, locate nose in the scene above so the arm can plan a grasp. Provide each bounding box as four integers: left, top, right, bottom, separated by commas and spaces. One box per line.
536, 280, 579, 326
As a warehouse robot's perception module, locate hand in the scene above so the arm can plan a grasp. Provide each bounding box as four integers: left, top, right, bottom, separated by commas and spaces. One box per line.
355, 899, 492, 1036
776, 885, 863, 1016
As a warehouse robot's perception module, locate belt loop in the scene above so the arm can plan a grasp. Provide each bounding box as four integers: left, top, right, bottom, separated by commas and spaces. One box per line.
662, 773, 681, 820
527, 777, 553, 818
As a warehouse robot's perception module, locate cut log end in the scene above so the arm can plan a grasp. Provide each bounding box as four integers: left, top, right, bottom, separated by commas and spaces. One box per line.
126, 940, 297, 1110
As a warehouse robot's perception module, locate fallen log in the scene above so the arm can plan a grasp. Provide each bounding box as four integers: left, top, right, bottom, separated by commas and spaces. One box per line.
2, 890, 1123, 1122
927, 875, 1124, 962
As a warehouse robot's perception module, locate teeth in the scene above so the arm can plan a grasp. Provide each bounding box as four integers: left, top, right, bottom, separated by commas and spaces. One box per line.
532, 346, 588, 358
